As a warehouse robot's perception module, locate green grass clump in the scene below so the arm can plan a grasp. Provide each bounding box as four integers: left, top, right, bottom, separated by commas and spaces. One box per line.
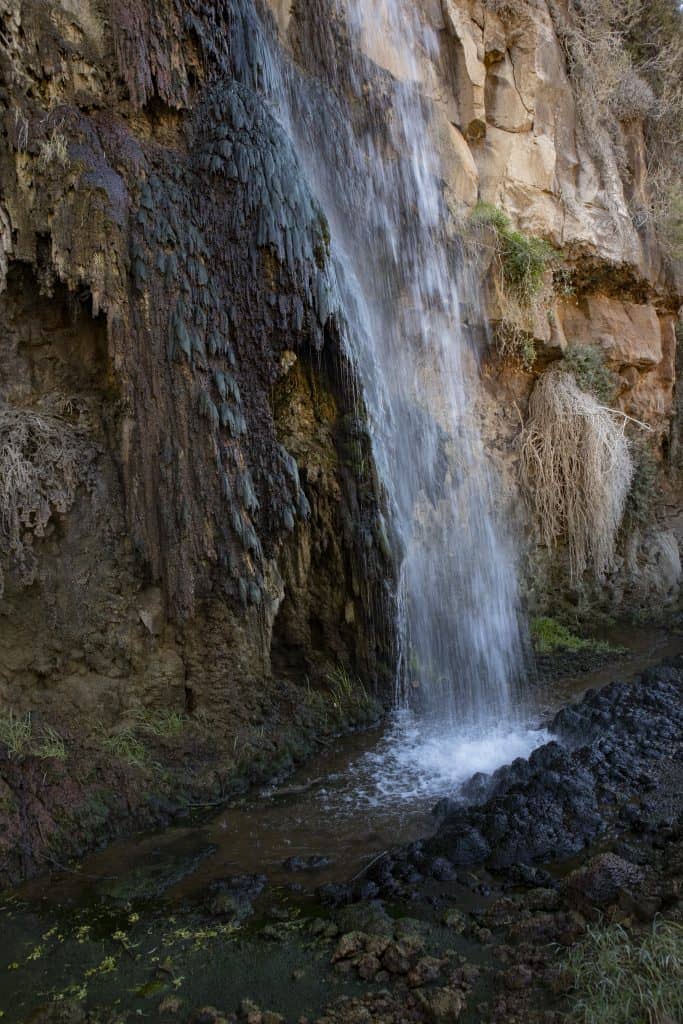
134, 709, 185, 738
531, 617, 617, 655
36, 725, 67, 760
101, 729, 149, 769
561, 345, 618, 404
326, 665, 370, 712
563, 918, 683, 1024
0, 710, 33, 758
470, 202, 557, 302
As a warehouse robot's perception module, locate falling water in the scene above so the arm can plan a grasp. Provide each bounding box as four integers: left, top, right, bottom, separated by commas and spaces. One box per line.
255, 0, 530, 751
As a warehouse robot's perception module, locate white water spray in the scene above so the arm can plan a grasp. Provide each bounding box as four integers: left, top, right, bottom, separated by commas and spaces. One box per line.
298, 1, 525, 728
262, 0, 531, 750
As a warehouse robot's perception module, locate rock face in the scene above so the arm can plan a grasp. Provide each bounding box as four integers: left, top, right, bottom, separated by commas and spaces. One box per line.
0, 0, 397, 737
0, 0, 680, 848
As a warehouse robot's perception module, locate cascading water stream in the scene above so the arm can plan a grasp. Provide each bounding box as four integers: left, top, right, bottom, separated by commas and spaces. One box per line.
261, 0, 543, 787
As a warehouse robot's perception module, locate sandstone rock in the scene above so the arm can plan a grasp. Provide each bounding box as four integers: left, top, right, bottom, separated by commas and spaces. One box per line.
559, 296, 663, 369
485, 53, 534, 132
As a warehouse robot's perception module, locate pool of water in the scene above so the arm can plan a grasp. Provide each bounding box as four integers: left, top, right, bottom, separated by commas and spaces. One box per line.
17, 711, 548, 911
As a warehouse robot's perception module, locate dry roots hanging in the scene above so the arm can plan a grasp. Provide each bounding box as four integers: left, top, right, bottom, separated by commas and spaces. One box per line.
520, 369, 634, 580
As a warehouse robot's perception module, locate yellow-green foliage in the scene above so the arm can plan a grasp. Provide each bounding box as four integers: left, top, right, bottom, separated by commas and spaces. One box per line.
0, 712, 67, 760
101, 729, 149, 769
531, 617, 616, 655
36, 725, 67, 760
470, 202, 556, 302
563, 918, 683, 1024
326, 665, 370, 712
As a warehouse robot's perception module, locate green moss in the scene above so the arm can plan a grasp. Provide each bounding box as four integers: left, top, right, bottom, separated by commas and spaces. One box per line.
531, 617, 618, 655
561, 345, 618, 404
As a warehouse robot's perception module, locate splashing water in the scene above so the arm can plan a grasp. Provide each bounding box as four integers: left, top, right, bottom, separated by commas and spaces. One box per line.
316, 712, 550, 816
273, 0, 527, 731
226, 0, 535, 803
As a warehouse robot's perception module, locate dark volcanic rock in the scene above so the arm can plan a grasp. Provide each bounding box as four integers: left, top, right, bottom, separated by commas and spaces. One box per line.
372, 661, 683, 889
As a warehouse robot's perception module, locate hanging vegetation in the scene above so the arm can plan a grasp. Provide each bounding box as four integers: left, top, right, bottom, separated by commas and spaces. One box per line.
0, 406, 93, 596
520, 369, 634, 579
468, 202, 559, 370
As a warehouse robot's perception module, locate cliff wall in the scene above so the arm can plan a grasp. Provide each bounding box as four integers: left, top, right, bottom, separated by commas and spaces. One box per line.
0, 0, 680, 882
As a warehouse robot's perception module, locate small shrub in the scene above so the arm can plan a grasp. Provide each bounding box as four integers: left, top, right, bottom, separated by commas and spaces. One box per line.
520, 369, 633, 579
563, 918, 683, 1024
560, 345, 618, 404
0, 710, 32, 758
531, 617, 616, 655
470, 202, 557, 303
36, 725, 67, 761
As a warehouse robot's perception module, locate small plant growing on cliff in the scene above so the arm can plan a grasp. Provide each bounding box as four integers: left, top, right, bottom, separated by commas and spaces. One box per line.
135, 709, 185, 738
520, 369, 633, 579
560, 345, 618, 404
326, 665, 370, 712
469, 203, 558, 370
470, 203, 556, 302
0, 710, 32, 759
101, 728, 149, 769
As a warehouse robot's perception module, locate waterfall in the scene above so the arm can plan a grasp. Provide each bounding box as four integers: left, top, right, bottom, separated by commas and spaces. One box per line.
266, 0, 527, 731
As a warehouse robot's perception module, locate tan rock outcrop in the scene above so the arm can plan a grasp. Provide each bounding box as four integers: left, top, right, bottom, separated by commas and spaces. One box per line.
559, 297, 663, 369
